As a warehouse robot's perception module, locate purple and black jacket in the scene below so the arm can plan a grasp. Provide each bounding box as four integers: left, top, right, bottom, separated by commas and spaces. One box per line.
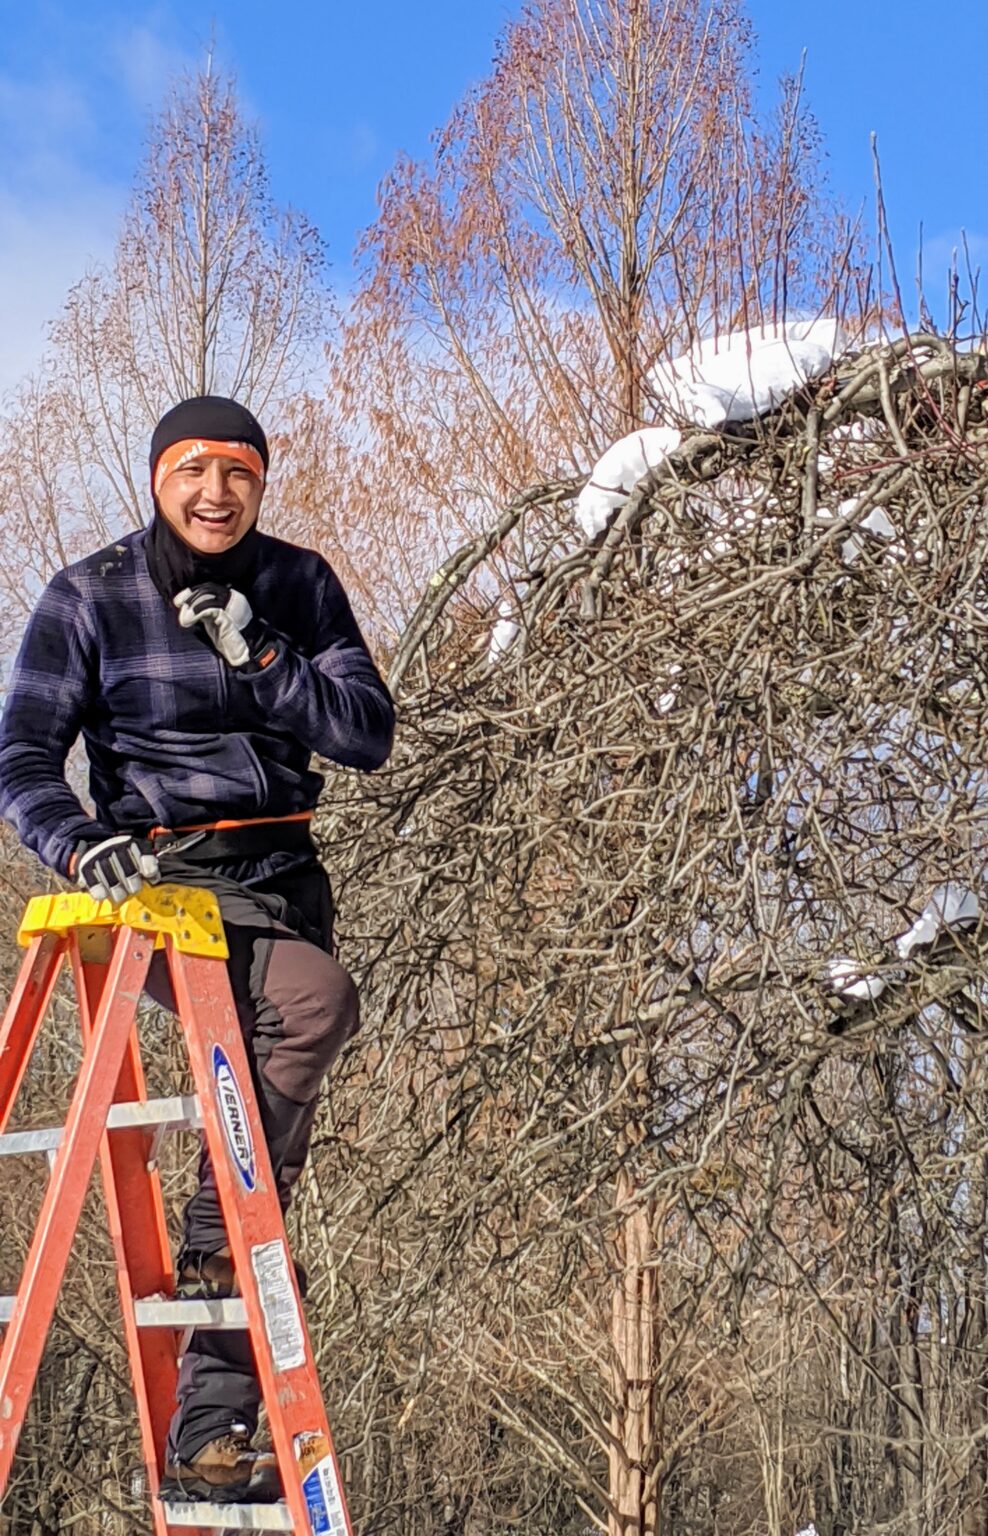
0, 527, 395, 877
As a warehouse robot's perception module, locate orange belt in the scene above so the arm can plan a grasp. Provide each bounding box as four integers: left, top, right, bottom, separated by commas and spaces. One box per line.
149, 811, 314, 840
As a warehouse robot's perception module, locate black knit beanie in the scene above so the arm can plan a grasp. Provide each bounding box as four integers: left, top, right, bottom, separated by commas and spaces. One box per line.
149, 395, 269, 489
145, 396, 269, 603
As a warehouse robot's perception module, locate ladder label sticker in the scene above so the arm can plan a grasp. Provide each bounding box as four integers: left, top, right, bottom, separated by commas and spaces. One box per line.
212, 1044, 256, 1192
251, 1239, 306, 1372
294, 1431, 331, 1475
293, 1434, 346, 1535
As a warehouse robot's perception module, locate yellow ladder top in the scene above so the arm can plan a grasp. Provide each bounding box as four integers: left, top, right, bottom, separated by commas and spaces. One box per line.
17, 885, 229, 958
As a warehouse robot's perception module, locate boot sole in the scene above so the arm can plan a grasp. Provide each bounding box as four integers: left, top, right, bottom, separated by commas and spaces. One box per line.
158, 1472, 283, 1505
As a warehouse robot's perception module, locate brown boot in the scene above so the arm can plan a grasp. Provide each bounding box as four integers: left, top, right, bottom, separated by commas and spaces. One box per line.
176, 1245, 309, 1299
175, 1246, 239, 1299
159, 1431, 282, 1504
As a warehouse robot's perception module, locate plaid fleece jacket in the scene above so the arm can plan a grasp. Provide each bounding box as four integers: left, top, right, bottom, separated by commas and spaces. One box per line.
0, 528, 395, 877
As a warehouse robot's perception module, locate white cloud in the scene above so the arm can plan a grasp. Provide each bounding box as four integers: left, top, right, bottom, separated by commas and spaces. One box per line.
110, 21, 195, 111
0, 186, 121, 399
0, 63, 125, 394
0, 16, 196, 396
0, 70, 93, 157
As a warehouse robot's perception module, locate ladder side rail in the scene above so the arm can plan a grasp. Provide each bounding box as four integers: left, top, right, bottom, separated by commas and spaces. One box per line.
0, 926, 154, 1493
0, 934, 65, 1133
168, 945, 354, 1536
69, 937, 180, 1536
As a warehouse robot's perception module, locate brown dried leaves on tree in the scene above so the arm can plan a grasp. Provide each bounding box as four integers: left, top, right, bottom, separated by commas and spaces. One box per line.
283, 0, 867, 647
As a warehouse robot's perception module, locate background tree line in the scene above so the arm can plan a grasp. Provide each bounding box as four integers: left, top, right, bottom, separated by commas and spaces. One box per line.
1, 2, 987, 1534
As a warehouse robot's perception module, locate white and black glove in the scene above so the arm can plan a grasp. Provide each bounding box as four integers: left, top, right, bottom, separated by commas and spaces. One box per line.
174, 583, 269, 668
75, 835, 160, 906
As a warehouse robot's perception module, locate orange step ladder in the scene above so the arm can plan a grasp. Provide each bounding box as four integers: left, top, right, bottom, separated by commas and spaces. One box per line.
0, 885, 354, 1535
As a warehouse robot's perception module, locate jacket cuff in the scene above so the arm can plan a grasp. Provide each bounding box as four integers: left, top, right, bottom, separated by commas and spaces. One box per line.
59, 822, 116, 881
239, 618, 284, 676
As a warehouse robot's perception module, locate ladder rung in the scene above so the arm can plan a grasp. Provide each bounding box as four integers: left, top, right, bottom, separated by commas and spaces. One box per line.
159, 1499, 293, 1530
0, 1095, 203, 1157
0, 1295, 249, 1331
135, 1298, 248, 1329
0, 1296, 247, 1330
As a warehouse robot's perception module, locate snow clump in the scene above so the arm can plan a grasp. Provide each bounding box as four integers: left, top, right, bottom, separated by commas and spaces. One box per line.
649, 318, 840, 429
895, 884, 979, 959
826, 958, 887, 1003
576, 426, 682, 539
488, 600, 521, 667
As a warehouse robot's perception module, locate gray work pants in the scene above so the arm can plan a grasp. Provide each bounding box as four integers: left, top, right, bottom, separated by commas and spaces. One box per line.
144, 853, 360, 1463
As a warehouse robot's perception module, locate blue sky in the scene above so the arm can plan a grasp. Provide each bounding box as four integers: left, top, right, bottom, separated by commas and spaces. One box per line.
0, 0, 982, 392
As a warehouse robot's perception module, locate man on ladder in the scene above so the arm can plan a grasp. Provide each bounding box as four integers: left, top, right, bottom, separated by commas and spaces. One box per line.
0, 396, 395, 1504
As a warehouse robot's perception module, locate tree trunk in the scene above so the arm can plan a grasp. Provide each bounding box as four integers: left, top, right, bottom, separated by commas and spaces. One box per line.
961, 1153, 988, 1536
609, 1178, 658, 1536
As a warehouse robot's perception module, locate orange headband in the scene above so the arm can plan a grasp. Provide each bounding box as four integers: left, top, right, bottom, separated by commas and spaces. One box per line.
153, 438, 266, 496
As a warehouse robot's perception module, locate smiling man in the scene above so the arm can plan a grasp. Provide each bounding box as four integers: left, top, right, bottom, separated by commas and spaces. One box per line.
0, 395, 395, 1504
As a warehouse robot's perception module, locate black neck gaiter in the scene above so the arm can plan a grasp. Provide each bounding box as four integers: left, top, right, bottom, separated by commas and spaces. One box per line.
145, 511, 261, 602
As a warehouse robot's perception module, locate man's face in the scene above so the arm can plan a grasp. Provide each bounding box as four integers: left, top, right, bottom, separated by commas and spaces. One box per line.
156, 454, 264, 554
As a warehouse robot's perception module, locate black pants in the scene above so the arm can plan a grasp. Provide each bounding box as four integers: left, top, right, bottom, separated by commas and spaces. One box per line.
144, 853, 360, 1462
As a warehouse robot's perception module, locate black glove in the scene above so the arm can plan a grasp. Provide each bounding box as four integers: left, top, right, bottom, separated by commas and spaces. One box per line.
174, 583, 269, 668
75, 834, 160, 906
